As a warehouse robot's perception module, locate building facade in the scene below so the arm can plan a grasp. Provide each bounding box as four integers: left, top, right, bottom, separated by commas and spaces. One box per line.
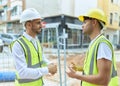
24, 0, 89, 48
0, 0, 23, 33
74, 0, 120, 47
0, 0, 120, 48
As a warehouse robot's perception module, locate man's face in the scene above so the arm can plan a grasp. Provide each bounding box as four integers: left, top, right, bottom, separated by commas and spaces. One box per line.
82, 19, 93, 35
30, 19, 42, 34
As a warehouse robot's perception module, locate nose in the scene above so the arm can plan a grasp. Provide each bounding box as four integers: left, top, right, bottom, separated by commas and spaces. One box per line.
41, 22, 46, 28
40, 22, 42, 26
39, 22, 42, 28
82, 25, 84, 29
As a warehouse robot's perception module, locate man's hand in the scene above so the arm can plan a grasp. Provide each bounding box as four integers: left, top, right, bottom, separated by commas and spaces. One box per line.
70, 62, 83, 71
66, 66, 77, 78
48, 63, 57, 75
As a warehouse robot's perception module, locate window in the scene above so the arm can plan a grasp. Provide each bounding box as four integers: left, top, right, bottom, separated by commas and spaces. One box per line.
0, 10, 4, 20
118, 0, 120, 5
116, 0, 118, 4
106, 35, 109, 40
110, 13, 113, 24
113, 35, 117, 44
11, 6, 17, 16
119, 31, 120, 44
119, 16, 120, 26
114, 13, 118, 21
111, 0, 113, 3
67, 29, 72, 39
0, 0, 2, 5
111, 0, 119, 4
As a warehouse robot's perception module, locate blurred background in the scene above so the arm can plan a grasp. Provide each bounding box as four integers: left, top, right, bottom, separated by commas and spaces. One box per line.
0, 0, 120, 86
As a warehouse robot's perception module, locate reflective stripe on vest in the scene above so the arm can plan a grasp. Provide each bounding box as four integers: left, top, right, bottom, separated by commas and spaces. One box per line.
89, 44, 96, 75
18, 77, 42, 83
16, 37, 43, 83
18, 38, 31, 67
111, 64, 117, 78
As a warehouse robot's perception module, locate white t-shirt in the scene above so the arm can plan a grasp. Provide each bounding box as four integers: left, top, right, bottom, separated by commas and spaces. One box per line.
89, 34, 112, 61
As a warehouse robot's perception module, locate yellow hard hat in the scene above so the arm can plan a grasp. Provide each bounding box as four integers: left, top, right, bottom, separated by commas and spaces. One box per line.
78, 8, 107, 25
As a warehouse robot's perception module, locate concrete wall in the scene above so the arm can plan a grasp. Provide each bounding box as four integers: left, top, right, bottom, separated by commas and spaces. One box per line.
10, 0, 22, 8
25, 0, 75, 17
60, 0, 74, 16
74, 0, 97, 17
25, 0, 60, 17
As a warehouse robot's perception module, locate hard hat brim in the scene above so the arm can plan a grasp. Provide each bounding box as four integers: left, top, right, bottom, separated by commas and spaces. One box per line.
78, 16, 84, 22
78, 15, 89, 22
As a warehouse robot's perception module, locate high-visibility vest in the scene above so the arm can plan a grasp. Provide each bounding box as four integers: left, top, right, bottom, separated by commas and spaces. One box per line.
82, 35, 118, 86
12, 36, 46, 86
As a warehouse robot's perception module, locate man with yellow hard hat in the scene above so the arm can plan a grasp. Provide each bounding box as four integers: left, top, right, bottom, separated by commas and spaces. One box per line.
66, 8, 118, 86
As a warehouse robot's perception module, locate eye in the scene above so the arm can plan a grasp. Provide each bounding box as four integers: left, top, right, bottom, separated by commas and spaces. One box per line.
83, 21, 86, 24
36, 21, 41, 24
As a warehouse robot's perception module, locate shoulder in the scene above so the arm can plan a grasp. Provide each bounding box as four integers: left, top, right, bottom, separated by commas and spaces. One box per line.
98, 36, 113, 50
97, 42, 112, 61
99, 42, 112, 50
12, 37, 24, 52
12, 41, 22, 50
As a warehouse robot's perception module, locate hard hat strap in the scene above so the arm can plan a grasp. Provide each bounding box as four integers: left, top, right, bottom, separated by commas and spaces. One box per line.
98, 21, 105, 30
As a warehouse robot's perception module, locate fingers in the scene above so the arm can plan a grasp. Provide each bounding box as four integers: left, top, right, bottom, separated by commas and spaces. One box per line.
69, 62, 77, 71
66, 65, 76, 73
71, 62, 75, 66
48, 63, 57, 75
66, 66, 77, 78
69, 62, 83, 71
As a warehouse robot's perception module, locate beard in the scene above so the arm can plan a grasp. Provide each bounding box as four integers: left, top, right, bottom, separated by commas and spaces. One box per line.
31, 27, 42, 35
36, 30, 41, 34
83, 26, 93, 35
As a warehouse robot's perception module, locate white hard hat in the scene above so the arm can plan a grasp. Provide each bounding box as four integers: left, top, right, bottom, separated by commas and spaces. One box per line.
20, 8, 42, 23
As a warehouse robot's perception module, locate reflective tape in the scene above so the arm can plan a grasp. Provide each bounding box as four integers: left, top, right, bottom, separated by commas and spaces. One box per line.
18, 77, 42, 83
19, 38, 32, 67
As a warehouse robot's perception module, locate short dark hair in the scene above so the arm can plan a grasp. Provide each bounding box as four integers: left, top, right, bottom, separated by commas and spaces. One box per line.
84, 17, 93, 21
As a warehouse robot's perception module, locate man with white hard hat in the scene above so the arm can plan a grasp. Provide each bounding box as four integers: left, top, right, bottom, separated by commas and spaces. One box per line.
11, 8, 57, 86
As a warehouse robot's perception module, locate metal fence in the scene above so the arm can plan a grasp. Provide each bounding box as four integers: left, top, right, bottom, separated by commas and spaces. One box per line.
41, 25, 86, 86
0, 46, 15, 86
0, 23, 88, 86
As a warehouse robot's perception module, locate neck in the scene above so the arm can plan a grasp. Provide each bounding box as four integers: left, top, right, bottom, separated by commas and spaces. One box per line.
89, 30, 101, 41
26, 31, 36, 38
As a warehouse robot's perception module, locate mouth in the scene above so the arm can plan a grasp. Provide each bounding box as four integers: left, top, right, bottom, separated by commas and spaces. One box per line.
39, 29, 41, 32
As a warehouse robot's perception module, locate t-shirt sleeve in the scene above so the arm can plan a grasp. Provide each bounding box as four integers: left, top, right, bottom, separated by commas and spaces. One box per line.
97, 42, 112, 61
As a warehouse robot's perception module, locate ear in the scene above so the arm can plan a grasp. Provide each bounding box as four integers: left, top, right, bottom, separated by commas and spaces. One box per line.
26, 22, 32, 28
92, 19, 97, 26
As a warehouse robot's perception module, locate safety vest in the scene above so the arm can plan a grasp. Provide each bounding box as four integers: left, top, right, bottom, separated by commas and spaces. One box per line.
82, 35, 118, 86
12, 36, 46, 86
